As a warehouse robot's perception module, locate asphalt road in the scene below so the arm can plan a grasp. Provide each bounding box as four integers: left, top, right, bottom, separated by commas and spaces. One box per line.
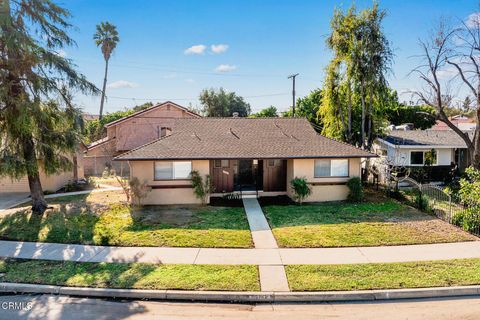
0, 294, 479, 320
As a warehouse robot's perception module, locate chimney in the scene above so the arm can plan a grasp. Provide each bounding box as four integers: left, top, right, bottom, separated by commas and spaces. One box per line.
232, 112, 239, 117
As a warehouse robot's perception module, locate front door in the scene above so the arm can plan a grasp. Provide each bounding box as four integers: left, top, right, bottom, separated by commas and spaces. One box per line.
238, 160, 254, 190
263, 159, 287, 191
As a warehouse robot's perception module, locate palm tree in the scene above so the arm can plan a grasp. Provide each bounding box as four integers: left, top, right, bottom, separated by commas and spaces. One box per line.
94, 22, 119, 120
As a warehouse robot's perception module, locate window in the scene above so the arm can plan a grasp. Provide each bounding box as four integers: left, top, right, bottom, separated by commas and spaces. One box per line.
314, 159, 349, 177
154, 161, 192, 180
159, 127, 171, 138
410, 150, 437, 166
214, 160, 229, 168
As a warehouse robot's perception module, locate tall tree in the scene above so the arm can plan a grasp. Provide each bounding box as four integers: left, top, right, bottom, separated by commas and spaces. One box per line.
250, 106, 278, 118
412, 18, 480, 168
320, 3, 393, 148
199, 88, 251, 117
0, 0, 98, 214
93, 22, 119, 120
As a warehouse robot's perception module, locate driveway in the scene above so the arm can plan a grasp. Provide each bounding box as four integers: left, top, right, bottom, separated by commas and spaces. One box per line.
0, 192, 29, 210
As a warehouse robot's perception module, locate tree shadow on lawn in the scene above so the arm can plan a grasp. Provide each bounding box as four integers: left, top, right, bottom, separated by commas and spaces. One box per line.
0, 195, 250, 247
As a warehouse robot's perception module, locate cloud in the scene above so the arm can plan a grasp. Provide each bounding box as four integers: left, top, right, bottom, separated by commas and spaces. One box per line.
466, 12, 480, 28
215, 64, 237, 72
184, 44, 207, 55
163, 73, 177, 79
211, 44, 229, 54
107, 80, 139, 89
185, 78, 195, 83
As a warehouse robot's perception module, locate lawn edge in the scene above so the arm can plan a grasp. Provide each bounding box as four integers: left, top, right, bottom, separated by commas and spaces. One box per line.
2, 282, 480, 302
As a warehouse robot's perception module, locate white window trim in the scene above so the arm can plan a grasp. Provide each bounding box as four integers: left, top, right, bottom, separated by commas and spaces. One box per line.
409, 150, 438, 166
154, 161, 192, 180
314, 159, 350, 178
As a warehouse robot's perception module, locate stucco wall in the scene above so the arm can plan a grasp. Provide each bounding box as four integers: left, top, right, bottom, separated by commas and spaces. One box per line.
114, 104, 199, 152
0, 166, 75, 193
129, 160, 210, 205
289, 158, 361, 202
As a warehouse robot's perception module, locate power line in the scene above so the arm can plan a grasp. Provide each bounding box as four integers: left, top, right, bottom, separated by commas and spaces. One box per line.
105, 92, 291, 102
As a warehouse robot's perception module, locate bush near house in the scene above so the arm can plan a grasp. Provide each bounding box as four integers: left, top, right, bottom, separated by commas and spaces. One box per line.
290, 177, 312, 205
346, 177, 363, 202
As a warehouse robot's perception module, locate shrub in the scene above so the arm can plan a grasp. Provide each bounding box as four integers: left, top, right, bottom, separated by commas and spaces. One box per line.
347, 177, 363, 202
129, 177, 151, 206
452, 207, 480, 233
415, 190, 431, 212
191, 170, 213, 205
458, 167, 480, 207
290, 177, 312, 205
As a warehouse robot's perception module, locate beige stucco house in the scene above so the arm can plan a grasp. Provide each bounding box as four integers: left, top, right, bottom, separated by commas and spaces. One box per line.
0, 149, 84, 193
84, 101, 201, 176
115, 117, 375, 204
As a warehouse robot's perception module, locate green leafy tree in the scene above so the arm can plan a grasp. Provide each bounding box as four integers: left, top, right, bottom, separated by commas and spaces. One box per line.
282, 89, 323, 132
385, 102, 437, 130
199, 88, 251, 117
0, 0, 98, 213
94, 22, 119, 120
320, 3, 393, 148
250, 106, 278, 118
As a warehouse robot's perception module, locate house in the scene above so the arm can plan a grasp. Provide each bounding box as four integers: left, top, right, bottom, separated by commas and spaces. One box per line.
431, 115, 476, 131
114, 117, 375, 205
0, 149, 84, 193
373, 130, 471, 182
84, 101, 201, 176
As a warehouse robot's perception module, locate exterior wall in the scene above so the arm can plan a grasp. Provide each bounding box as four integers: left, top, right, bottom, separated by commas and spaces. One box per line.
83, 139, 118, 176
0, 167, 75, 193
129, 160, 210, 205
386, 147, 454, 166
289, 158, 361, 202
113, 104, 199, 152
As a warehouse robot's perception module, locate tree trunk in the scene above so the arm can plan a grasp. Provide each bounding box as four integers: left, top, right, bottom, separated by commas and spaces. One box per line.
99, 58, 109, 120
471, 107, 480, 168
367, 90, 374, 149
360, 78, 366, 149
347, 79, 352, 143
22, 137, 47, 214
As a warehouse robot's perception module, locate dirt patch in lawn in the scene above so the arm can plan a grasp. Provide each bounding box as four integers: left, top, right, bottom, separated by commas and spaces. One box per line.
131, 205, 202, 227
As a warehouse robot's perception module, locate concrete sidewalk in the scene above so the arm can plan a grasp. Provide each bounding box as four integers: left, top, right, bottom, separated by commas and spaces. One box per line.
1, 240, 480, 265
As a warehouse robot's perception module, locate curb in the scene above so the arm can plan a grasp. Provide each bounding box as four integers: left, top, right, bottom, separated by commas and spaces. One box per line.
1, 283, 480, 302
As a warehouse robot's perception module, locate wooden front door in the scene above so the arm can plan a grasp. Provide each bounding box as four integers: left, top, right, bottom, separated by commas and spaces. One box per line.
211, 159, 234, 193
263, 159, 287, 192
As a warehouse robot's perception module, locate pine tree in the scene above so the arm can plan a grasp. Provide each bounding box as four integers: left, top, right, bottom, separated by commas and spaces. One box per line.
0, 0, 98, 214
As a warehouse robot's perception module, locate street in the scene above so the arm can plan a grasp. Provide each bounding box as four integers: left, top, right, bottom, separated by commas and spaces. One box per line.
0, 294, 479, 320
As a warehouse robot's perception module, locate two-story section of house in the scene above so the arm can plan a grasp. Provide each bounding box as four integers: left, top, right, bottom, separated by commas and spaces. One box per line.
84, 101, 201, 176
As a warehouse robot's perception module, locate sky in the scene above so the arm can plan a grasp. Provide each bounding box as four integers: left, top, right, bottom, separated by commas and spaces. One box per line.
61, 0, 478, 115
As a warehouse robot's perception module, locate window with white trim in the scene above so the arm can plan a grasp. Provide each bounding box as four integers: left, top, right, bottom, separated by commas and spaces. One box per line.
410, 150, 437, 166
154, 161, 192, 180
314, 159, 349, 177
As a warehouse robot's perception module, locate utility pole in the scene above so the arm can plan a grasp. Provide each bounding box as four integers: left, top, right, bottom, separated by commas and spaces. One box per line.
288, 73, 299, 117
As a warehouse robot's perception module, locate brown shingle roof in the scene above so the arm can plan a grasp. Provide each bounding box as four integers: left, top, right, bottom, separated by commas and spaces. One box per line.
114, 118, 375, 160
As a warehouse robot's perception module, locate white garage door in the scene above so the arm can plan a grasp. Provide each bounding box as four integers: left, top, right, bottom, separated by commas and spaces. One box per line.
0, 176, 30, 193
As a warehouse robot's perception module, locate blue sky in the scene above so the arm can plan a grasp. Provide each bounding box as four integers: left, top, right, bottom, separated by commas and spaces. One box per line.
62, 0, 477, 115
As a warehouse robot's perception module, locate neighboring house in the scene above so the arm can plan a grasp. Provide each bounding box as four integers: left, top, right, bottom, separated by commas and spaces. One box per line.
431, 115, 476, 131
0, 149, 84, 193
373, 130, 471, 182
114, 117, 375, 205
84, 101, 201, 176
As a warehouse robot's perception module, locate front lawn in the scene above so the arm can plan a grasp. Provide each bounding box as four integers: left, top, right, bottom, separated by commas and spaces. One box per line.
286, 259, 480, 291
262, 196, 476, 248
0, 258, 259, 291
0, 191, 253, 248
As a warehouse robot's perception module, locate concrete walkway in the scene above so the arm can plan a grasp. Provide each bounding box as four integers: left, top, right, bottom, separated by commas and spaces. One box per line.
1, 240, 480, 265
242, 197, 288, 291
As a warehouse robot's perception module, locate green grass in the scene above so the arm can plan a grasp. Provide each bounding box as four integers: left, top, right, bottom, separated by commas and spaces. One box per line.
0, 195, 253, 248
286, 259, 480, 291
0, 259, 259, 291
263, 201, 475, 247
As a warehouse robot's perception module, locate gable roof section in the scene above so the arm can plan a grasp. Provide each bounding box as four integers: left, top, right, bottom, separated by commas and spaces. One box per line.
378, 130, 471, 148
115, 118, 375, 160
105, 101, 201, 128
